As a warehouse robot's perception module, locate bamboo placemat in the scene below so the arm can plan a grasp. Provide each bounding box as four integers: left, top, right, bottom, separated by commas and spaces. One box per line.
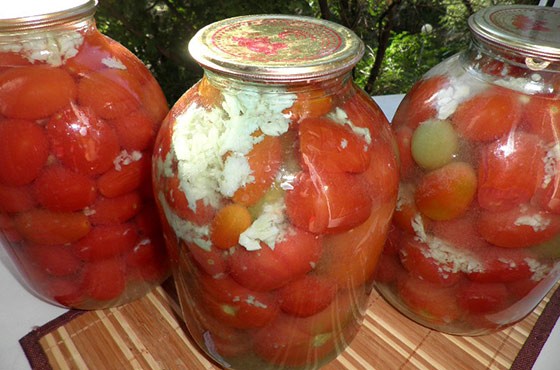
20, 279, 560, 370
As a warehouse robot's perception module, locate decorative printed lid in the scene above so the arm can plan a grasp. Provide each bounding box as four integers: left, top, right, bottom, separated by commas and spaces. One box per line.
188, 14, 365, 82
469, 5, 560, 62
0, 0, 97, 31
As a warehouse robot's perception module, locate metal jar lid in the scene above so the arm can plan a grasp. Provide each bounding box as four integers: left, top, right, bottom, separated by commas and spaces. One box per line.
188, 14, 365, 83
468, 5, 560, 62
0, 0, 97, 32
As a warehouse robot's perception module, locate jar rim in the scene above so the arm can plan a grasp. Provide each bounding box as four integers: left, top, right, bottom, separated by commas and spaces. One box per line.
188, 14, 365, 83
468, 4, 560, 62
0, 0, 97, 32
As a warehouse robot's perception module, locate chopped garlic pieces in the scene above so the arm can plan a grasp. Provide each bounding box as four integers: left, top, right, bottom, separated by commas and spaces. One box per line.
170, 85, 294, 212
239, 200, 286, 251
0, 31, 84, 66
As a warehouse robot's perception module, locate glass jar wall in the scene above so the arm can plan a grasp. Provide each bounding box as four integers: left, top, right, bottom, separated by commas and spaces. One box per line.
375, 5, 560, 335
152, 15, 399, 369
0, 0, 170, 309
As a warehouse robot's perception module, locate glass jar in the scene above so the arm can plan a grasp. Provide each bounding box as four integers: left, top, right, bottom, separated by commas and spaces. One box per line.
152, 15, 399, 369
0, 0, 170, 309
375, 5, 560, 335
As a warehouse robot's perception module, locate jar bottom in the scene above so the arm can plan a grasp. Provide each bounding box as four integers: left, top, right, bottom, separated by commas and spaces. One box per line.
171, 256, 367, 370
374, 284, 527, 336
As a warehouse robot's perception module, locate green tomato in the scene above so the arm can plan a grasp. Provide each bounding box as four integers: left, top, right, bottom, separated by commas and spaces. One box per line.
530, 233, 560, 260
411, 119, 459, 170
248, 184, 285, 219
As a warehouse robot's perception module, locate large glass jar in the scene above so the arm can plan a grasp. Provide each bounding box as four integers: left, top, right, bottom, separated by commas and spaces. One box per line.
0, 0, 170, 309
375, 5, 560, 335
152, 15, 399, 369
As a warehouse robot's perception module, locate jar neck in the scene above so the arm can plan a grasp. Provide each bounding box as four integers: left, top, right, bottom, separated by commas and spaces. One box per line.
0, 15, 95, 67
463, 37, 560, 96
203, 69, 355, 98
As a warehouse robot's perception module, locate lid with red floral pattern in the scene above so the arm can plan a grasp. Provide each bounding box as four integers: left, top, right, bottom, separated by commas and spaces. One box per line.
188, 14, 364, 82
469, 5, 560, 62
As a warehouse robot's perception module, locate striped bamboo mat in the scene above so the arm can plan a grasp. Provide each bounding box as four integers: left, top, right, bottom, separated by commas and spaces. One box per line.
20, 279, 560, 370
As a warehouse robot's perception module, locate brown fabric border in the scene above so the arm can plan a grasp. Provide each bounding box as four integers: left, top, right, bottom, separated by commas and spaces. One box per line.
510, 286, 560, 370
19, 310, 84, 370
18, 283, 560, 370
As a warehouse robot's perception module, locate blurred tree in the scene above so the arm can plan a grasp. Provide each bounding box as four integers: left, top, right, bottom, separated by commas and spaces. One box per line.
95, 0, 313, 103
94, 0, 540, 103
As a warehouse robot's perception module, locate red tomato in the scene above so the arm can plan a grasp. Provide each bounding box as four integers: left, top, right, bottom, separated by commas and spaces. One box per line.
298, 117, 371, 173
72, 223, 138, 262
125, 238, 169, 282
0, 184, 35, 213
68, 32, 168, 122
479, 58, 525, 79
0, 119, 49, 186
278, 275, 337, 317
139, 78, 169, 124
394, 127, 415, 178
297, 289, 366, 335
17, 255, 85, 306
398, 275, 462, 324
14, 209, 91, 245
457, 281, 510, 314
0, 66, 77, 119
535, 179, 560, 215
47, 107, 120, 175
315, 200, 394, 288
198, 274, 279, 329
0, 52, 31, 70
415, 161, 477, 221
521, 95, 560, 143
81, 258, 126, 301
477, 204, 560, 248
399, 235, 462, 287
162, 176, 216, 225
342, 87, 391, 130
285, 170, 372, 234
64, 31, 114, 75
45, 277, 85, 308
33, 166, 96, 212
284, 85, 333, 123
186, 300, 252, 359
23, 243, 82, 277
106, 38, 155, 85
186, 242, 229, 277
392, 75, 448, 130
478, 132, 544, 211
362, 140, 399, 204
392, 182, 430, 235
381, 224, 403, 256
431, 214, 488, 252
374, 253, 406, 284
232, 135, 282, 206
97, 156, 149, 198
0, 214, 22, 243
228, 227, 322, 291
78, 68, 142, 119
451, 87, 522, 142
88, 192, 142, 225
253, 314, 336, 368
466, 247, 533, 283
109, 109, 157, 151
134, 204, 163, 239
507, 277, 540, 301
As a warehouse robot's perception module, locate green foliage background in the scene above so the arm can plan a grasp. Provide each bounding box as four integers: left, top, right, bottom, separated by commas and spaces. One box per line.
94, 0, 539, 104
